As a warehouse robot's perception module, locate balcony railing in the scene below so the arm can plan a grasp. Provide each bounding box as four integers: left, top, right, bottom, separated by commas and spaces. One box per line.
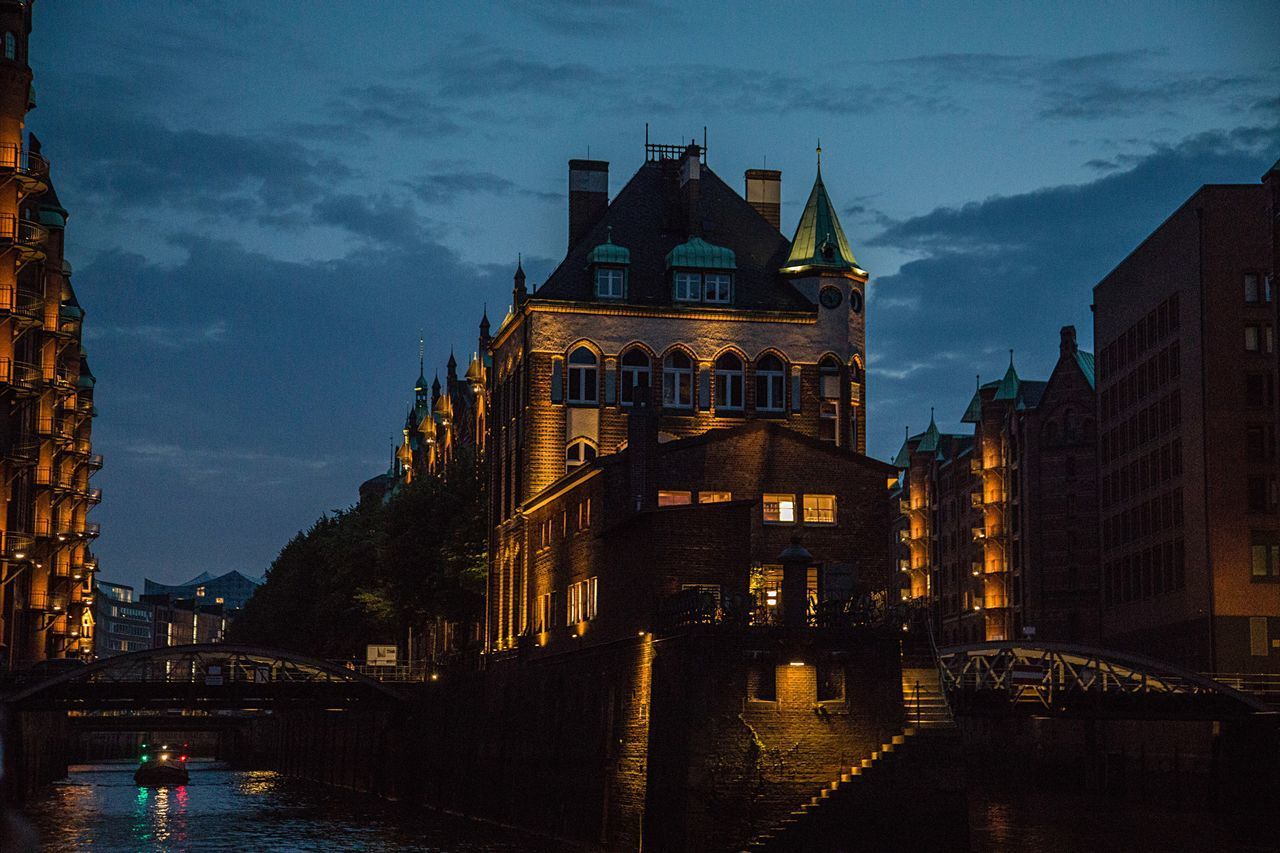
86, 453, 103, 470
86, 487, 102, 503
0, 357, 42, 393
969, 458, 983, 474
898, 498, 910, 514
23, 591, 67, 612
4, 438, 39, 465
0, 214, 49, 263
972, 526, 987, 541
3, 531, 34, 559
0, 144, 50, 195
85, 521, 100, 537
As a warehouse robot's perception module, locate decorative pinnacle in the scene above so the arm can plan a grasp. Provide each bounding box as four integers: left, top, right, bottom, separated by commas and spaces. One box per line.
816, 139, 822, 170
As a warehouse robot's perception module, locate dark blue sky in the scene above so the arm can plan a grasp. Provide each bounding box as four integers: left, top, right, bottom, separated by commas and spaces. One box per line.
28, 1, 1279, 590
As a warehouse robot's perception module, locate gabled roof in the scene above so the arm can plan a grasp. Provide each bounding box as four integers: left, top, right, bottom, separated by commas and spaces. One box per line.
535, 160, 811, 311
782, 166, 860, 275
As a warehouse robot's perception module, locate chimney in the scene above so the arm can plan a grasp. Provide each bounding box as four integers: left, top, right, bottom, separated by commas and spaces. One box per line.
568, 159, 609, 249
626, 380, 660, 514
1059, 325, 1078, 359
679, 141, 701, 237
745, 168, 781, 230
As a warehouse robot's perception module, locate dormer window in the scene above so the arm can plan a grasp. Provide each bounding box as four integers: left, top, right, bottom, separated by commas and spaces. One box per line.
595, 267, 625, 298
674, 272, 701, 302
588, 228, 630, 299
704, 273, 732, 303
665, 237, 736, 306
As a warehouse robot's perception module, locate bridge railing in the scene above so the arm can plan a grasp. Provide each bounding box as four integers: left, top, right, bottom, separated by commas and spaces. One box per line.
1208, 672, 1280, 709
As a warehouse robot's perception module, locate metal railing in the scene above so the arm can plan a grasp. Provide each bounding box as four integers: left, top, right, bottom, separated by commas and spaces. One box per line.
1208, 673, 1280, 709
0, 213, 48, 248
0, 144, 49, 179
0, 357, 41, 390
86, 453, 103, 469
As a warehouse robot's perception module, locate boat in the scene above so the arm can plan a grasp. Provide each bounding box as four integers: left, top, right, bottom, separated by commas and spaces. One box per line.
133, 742, 189, 786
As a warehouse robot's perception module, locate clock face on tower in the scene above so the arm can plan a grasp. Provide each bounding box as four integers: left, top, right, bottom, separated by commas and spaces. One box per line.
819, 286, 843, 309
849, 288, 864, 313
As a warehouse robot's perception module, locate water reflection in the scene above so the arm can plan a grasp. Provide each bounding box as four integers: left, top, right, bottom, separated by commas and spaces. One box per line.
25, 762, 571, 852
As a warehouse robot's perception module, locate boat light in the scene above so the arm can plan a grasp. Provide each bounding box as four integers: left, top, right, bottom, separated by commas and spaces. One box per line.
160, 753, 170, 761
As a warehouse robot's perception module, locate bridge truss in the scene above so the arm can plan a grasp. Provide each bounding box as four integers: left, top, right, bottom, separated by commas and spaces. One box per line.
937, 642, 1272, 720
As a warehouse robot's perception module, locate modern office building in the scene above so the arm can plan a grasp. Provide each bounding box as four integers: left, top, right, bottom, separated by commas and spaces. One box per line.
0, 0, 102, 669
143, 570, 261, 613
92, 581, 153, 657
1093, 161, 1280, 673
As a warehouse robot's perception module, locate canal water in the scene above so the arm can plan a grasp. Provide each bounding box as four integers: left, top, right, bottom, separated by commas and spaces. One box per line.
20, 761, 1274, 852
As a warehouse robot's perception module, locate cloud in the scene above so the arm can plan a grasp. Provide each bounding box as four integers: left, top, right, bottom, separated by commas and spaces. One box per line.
86, 320, 229, 349
509, 0, 673, 33
324, 84, 465, 138
404, 170, 559, 205
864, 119, 1279, 457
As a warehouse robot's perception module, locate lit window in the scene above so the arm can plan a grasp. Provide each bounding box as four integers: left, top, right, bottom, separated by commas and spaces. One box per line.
674, 271, 701, 302
658, 490, 692, 506
803, 494, 837, 524
703, 273, 732, 303
819, 356, 841, 399
1252, 533, 1280, 580
663, 350, 694, 409
595, 267, 625, 298
577, 499, 591, 529
565, 439, 597, 472
567, 346, 598, 403
699, 491, 732, 503
567, 577, 598, 623
195, 587, 206, 598
763, 493, 795, 523
715, 352, 743, 411
536, 592, 556, 633
620, 349, 651, 406
755, 354, 786, 412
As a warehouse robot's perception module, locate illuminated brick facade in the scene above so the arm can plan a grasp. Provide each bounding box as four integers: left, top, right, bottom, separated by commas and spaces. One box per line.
1094, 164, 1280, 672
486, 140, 874, 651
893, 327, 1099, 645
0, 1, 101, 668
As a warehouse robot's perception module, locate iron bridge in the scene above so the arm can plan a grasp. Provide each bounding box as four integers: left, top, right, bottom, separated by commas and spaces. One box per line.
937, 642, 1274, 720
1, 644, 408, 712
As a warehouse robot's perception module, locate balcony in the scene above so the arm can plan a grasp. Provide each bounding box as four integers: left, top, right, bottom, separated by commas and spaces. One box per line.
86, 487, 102, 504
4, 438, 38, 466
85, 521, 100, 538
86, 453, 103, 470
898, 498, 910, 514
970, 491, 983, 509
69, 436, 91, 456
972, 526, 987, 541
0, 214, 48, 265
35, 416, 74, 444
3, 531, 34, 560
0, 144, 50, 196
24, 591, 67, 612
969, 458, 983, 474
0, 357, 42, 395
898, 559, 911, 572
897, 529, 911, 543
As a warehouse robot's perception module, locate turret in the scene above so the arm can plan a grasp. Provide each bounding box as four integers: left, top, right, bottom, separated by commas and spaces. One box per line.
512, 256, 527, 306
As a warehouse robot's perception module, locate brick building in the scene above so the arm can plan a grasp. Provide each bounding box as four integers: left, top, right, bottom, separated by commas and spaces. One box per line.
1094, 161, 1280, 673
0, 0, 101, 669
513, 395, 896, 653
893, 326, 1099, 645
487, 139, 872, 652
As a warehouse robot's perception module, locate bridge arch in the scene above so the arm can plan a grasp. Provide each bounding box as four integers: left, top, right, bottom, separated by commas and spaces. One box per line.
2, 644, 408, 710
937, 641, 1272, 718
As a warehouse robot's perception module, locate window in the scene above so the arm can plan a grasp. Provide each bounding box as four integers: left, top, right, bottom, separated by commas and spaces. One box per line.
195, 587, 206, 598
755, 354, 785, 412
566, 439, 596, 472
1245, 273, 1262, 303
714, 352, 744, 411
703, 273, 732, 303
819, 356, 841, 399
538, 519, 552, 550
620, 349, 651, 406
1248, 476, 1275, 513
567, 577, 598, 623
763, 493, 796, 523
3, 33, 13, 61
674, 272, 701, 302
1250, 536, 1280, 580
663, 351, 694, 409
699, 491, 732, 503
567, 347, 598, 403
577, 499, 591, 530
803, 494, 837, 524
536, 592, 557, 633
1245, 325, 1274, 353
819, 401, 838, 442
1246, 373, 1274, 408
658, 490, 692, 506
595, 267, 625, 298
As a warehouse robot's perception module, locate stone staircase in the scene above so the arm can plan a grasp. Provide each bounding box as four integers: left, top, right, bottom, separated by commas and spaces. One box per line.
901, 663, 953, 730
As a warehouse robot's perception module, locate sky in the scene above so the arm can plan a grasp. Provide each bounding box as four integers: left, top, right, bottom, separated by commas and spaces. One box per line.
26, 1, 1279, 591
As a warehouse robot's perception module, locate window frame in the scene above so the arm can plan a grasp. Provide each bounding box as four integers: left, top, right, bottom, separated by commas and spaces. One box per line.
566, 346, 599, 404
755, 355, 786, 412
699, 491, 732, 504
673, 271, 701, 302
663, 350, 695, 409
565, 438, 597, 472
658, 490, 692, 506
802, 494, 837, 525
703, 272, 732, 304
620, 349, 651, 407
595, 266, 626, 299
714, 352, 744, 411
763, 493, 796, 524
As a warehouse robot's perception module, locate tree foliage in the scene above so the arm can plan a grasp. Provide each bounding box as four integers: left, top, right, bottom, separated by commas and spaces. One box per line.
229, 452, 486, 659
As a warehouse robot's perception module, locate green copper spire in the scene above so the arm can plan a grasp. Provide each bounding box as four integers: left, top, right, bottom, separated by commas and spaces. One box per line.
917, 409, 941, 453
782, 144, 861, 275
994, 352, 1020, 402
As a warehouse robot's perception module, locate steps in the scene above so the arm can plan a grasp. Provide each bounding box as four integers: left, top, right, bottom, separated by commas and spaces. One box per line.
902, 665, 953, 729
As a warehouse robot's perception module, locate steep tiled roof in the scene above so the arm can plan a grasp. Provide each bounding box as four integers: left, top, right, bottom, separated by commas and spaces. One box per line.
782, 167, 860, 274
535, 160, 812, 311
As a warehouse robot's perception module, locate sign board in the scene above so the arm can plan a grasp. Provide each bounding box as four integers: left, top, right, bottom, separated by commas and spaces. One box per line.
1010, 662, 1044, 685
204, 664, 224, 686
366, 644, 397, 667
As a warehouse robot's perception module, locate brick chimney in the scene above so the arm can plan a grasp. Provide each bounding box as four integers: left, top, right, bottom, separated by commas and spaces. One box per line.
679, 142, 701, 237
627, 380, 659, 514
1060, 325, 1078, 359
745, 168, 781, 230
568, 159, 608, 249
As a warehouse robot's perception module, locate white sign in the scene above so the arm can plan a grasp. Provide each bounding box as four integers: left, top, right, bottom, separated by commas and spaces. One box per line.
366, 644, 397, 667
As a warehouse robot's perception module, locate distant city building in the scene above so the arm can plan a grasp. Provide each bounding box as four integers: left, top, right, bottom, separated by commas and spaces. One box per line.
92, 581, 153, 658
1093, 160, 1280, 673
143, 570, 261, 612
892, 326, 1099, 646
141, 594, 226, 648
0, 2, 103, 670
484, 139, 873, 652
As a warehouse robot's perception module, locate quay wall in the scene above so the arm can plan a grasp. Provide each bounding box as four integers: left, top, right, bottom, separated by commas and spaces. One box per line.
2, 710, 70, 804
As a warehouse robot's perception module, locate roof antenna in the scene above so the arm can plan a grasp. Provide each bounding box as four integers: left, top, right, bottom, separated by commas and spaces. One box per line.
418, 331, 424, 373
1009, 348, 1015, 367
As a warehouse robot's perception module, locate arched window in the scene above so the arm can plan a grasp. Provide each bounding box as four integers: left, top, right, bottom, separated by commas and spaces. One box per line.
3, 33, 14, 62
663, 350, 694, 409
620, 348, 651, 406
566, 439, 597, 472
755, 354, 785, 412
567, 346, 598, 404
819, 355, 841, 400
714, 352, 743, 411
